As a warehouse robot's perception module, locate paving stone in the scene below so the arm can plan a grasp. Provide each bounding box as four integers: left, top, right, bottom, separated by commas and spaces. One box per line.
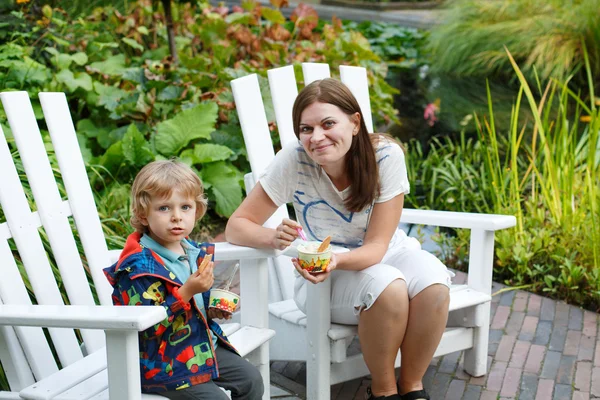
575, 361, 592, 391
572, 391, 590, 400
540, 351, 562, 380
500, 366, 521, 397
480, 390, 499, 400
556, 355, 576, 385
594, 339, 600, 366
334, 378, 362, 400
541, 297, 556, 321
520, 373, 539, 400
351, 381, 369, 400
439, 351, 461, 374
428, 372, 452, 400
528, 294, 542, 316
535, 379, 555, 400
271, 361, 287, 374
525, 344, 547, 374
506, 311, 525, 336
555, 302, 571, 327
578, 335, 596, 361
422, 365, 437, 391
549, 325, 568, 352
462, 384, 482, 400
519, 316, 539, 342
486, 361, 508, 392
444, 379, 465, 400
500, 290, 516, 306
569, 306, 584, 331
591, 366, 600, 397
534, 320, 553, 346
492, 305, 511, 329
584, 311, 598, 337
490, 302, 499, 324
509, 340, 531, 369
496, 335, 516, 362
553, 383, 572, 400
513, 292, 528, 312
565, 330, 583, 356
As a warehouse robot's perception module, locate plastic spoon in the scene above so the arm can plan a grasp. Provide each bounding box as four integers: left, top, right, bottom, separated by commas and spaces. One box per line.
296, 227, 308, 241
223, 263, 240, 292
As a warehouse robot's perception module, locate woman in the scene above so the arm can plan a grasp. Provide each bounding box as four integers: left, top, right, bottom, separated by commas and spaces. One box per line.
226, 78, 451, 400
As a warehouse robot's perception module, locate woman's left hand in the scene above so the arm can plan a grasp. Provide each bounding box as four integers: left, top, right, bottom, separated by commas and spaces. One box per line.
292, 253, 338, 284
208, 307, 233, 320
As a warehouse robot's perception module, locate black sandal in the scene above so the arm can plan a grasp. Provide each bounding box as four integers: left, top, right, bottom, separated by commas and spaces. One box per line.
365, 386, 402, 400
400, 389, 430, 400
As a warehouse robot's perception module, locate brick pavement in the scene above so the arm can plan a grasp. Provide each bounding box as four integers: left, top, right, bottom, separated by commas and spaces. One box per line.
265, 270, 600, 399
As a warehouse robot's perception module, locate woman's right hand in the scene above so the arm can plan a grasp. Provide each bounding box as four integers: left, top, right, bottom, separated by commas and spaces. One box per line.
271, 218, 301, 250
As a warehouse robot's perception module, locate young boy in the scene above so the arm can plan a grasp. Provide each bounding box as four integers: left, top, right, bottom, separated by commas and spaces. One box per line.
103, 160, 264, 399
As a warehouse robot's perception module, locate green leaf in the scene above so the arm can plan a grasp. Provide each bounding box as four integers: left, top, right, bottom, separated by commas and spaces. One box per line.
192, 143, 233, 163
200, 162, 243, 217
71, 52, 88, 66
56, 53, 73, 70
137, 26, 149, 35
57, 70, 93, 92
97, 141, 125, 174
261, 8, 286, 24
122, 38, 144, 52
89, 54, 126, 76
94, 82, 128, 112
122, 124, 154, 166
224, 13, 253, 24
155, 102, 218, 156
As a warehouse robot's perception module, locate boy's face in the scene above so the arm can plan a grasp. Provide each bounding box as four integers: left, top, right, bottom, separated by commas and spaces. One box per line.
140, 189, 197, 254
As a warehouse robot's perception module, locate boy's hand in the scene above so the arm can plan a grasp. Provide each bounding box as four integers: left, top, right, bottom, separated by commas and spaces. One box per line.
207, 307, 232, 320
179, 261, 214, 302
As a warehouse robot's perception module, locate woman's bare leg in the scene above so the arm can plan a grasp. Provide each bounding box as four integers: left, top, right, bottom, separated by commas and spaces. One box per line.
398, 284, 450, 394
358, 279, 409, 397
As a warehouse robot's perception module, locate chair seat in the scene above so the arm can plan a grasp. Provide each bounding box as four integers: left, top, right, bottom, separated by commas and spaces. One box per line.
268, 284, 491, 342
17, 323, 274, 400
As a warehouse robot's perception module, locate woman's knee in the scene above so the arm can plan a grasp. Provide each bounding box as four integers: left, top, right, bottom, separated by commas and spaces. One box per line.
414, 284, 450, 312
372, 279, 409, 318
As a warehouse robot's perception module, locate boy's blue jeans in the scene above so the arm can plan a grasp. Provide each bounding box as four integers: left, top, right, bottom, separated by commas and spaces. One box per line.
159, 346, 264, 399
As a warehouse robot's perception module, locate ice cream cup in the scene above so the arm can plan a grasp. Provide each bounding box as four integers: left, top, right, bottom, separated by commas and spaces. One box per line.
209, 288, 240, 314
297, 241, 332, 274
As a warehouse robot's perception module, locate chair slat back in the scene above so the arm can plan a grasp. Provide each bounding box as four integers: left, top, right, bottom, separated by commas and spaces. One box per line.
301, 63, 331, 84
0, 243, 47, 389
0, 92, 100, 385
3, 92, 105, 354
39, 93, 113, 310
0, 129, 61, 383
267, 66, 298, 149
339, 66, 374, 133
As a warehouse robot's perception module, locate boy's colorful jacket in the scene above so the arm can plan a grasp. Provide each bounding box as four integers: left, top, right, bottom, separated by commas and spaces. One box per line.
103, 232, 238, 393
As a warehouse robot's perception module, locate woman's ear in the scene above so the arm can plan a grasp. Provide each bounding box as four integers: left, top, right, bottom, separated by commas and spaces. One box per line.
352, 112, 361, 135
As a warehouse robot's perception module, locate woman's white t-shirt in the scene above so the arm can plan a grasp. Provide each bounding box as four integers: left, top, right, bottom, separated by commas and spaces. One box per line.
259, 137, 411, 250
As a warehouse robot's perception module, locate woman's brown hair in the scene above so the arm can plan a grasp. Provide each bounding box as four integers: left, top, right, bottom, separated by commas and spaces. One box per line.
292, 78, 379, 212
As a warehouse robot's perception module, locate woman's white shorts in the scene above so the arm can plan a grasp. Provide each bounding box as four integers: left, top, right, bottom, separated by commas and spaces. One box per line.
294, 236, 453, 325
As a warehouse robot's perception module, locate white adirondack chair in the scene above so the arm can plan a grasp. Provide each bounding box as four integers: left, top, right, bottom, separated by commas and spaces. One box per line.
0, 92, 279, 399
230, 63, 517, 399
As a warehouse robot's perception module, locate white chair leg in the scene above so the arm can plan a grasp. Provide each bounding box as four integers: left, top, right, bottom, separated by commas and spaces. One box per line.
463, 302, 490, 377
306, 280, 331, 400
105, 330, 141, 400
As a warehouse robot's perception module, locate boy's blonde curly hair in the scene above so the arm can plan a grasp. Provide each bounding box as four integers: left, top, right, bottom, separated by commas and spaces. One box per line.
130, 160, 208, 233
